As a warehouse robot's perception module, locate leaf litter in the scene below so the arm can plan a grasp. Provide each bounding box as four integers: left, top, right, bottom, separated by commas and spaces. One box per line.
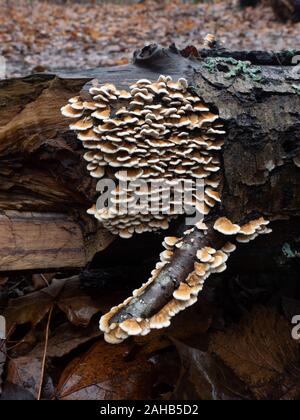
0, 0, 299, 78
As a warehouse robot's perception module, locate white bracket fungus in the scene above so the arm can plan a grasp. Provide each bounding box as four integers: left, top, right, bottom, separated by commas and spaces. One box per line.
62, 74, 271, 344
61, 75, 225, 239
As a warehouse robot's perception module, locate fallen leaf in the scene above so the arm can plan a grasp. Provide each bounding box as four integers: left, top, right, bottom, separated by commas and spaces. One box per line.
31, 273, 56, 290
209, 307, 300, 399
6, 320, 101, 399
5, 287, 53, 335
0, 276, 8, 286
171, 338, 253, 400
0, 382, 35, 401
5, 277, 100, 335
56, 299, 215, 401
44, 293, 213, 401
7, 347, 41, 400
45, 321, 102, 359
56, 340, 153, 400
180, 45, 199, 58
54, 277, 100, 327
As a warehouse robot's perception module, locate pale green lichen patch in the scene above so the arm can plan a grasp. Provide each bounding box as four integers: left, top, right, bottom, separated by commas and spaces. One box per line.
282, 242, 300, 258
203, 57, 263, 82
292, 84, 300, 95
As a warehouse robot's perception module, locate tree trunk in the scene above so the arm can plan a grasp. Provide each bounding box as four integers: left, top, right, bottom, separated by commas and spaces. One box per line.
0, 45, 299, 272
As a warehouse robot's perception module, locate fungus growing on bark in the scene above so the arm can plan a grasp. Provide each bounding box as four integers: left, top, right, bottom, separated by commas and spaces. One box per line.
222, 242, 237, 253
119, 319, 142, 336
196, 247, 215, 262
214, 217, 241, 235
235, 217, 271, 243
62, 73, 271, 344
204, 33, 217, 49
62, 75, 224, 240
99, 214, 271, 344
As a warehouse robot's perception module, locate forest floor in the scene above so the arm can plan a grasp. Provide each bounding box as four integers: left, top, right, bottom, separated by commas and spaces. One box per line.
0, 0, 300, 77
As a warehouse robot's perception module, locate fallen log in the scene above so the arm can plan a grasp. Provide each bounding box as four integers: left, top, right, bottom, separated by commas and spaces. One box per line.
0, 211, 112, 271
0, 44, 300, 339
1, 45, 299, 220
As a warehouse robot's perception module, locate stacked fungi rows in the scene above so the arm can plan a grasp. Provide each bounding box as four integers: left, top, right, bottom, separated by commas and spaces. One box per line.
62, 76, 271, 344
100, 216, 271, 343
61, 76, 225, 239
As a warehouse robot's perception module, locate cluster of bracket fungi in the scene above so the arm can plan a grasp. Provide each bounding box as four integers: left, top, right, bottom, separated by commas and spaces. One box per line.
62, 74, 271, 344
61, 75, 224, 238
99, 216, 271, 343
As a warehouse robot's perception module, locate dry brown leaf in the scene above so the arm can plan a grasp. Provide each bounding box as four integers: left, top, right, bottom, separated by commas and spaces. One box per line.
6, 321, 101, 399
0, 382, 35, 401
53, 277, 100, 327
5, 287, 55, 335
7, 349, 42, 400
209, 307, 300, 399
46, 322, 102, 359
31, 273, 56, 290
5, 287, 215, 400
55, 299, 215, 400
0, 276, 8, 286
56, 340, 153, 400
172, 338, 253, 400
5, 277, 100, 335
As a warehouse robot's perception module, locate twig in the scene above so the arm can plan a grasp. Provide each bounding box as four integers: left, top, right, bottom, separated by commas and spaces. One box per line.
108, 221, 223, 324
41, 274, 50, 287
37, 306, 53, 401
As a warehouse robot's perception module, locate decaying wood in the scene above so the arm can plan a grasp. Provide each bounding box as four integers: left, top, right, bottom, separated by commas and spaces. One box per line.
0, 44, 300, 284
0, 76, 114, 271
0, 211, 113, 271
101, 45, 300, 329
109, 220, 224, 323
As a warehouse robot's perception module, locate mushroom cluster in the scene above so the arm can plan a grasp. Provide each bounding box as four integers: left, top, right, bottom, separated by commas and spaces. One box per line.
214, 216, 272, 242
100, 216, 271, 344
61, 76, 225, 239
61, 75, 271, 344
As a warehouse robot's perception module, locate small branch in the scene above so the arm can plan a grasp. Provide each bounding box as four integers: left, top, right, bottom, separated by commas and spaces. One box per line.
37, 306, 53, 401
100, 216, 271, 343
109, 220, 223, 324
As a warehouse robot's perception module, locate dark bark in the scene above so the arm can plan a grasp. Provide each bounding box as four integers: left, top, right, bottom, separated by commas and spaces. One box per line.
0, 44, 300, 276
239, 0, 259, 7
239, 0, 300, 22
270, 0, 300, 22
